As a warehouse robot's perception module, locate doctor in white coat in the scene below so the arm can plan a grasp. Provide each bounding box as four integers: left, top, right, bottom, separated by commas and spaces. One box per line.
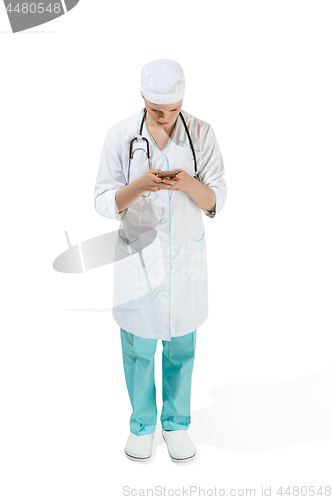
94, 59, 228, 463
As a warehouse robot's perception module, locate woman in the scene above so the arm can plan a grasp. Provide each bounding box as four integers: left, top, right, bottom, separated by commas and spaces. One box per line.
94, 59, 228, 463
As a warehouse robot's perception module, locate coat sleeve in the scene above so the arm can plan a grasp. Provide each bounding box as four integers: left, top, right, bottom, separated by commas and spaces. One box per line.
93, 127, 129, 221
199, 124, 228, 218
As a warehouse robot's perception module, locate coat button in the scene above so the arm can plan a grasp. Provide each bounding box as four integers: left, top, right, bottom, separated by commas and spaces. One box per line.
160, 199, 165, 203
160, 218, 166, 224
163, 292, 169, 297
161, 237, 166, 243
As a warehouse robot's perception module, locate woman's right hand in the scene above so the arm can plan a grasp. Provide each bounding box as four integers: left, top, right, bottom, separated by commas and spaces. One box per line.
139, 169, 166, 192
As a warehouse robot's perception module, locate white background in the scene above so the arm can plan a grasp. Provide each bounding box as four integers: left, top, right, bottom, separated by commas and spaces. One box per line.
1, 1, 333, 498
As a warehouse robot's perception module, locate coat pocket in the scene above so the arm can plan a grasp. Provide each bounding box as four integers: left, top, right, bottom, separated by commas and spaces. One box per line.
190, 226, 205, 252
117, 228, 139, 256
178, 143, 202, 178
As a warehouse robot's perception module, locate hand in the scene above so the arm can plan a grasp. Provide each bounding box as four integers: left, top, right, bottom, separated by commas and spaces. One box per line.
157, 169, 195, 192
139, 169, 165, 192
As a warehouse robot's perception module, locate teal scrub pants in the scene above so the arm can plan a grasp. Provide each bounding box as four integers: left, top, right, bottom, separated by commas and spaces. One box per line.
120, 328, 197, 436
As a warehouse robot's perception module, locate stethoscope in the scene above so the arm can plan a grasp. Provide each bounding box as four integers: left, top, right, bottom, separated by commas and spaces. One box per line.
128, 108, 201, 197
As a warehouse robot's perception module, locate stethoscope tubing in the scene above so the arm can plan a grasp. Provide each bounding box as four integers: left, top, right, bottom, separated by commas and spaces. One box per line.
128, 109, 200, 192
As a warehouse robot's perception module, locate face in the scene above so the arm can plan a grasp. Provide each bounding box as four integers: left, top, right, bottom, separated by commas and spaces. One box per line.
141, 92, 183, 128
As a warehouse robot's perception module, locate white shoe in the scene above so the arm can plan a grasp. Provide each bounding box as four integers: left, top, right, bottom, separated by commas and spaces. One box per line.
162, 429, 196, 463
124, 429, 155, 462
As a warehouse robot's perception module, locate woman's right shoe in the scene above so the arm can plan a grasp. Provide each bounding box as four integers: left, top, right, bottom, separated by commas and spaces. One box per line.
124, 429, 155, 462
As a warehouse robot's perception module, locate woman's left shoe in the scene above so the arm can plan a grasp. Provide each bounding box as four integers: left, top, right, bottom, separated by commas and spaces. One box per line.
162, 429, 196, 463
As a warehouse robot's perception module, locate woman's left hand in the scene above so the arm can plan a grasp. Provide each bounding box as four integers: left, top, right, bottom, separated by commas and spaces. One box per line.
158, 169, 194, 192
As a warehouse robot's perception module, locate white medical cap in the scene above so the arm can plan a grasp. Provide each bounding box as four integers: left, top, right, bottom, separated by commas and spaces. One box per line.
141, 59, 185, 104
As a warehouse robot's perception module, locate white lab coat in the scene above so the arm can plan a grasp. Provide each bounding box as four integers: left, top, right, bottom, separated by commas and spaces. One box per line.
94, 109, 227, 341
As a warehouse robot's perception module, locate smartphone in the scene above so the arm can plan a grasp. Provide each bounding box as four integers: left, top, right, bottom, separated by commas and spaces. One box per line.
156, 170, 178, 179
